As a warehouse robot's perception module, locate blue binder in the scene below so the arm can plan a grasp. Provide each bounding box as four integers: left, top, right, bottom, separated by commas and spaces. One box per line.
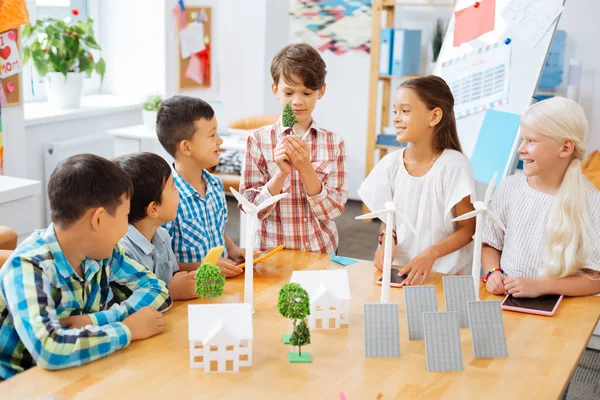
379, 28, 394, 76
391, 29, 422, 77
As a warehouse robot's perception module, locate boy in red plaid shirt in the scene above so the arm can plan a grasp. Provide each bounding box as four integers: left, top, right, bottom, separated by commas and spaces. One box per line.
240, 43, 348, 254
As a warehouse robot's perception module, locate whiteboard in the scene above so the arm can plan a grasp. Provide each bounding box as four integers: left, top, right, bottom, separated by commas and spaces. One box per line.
434, 0, 566, 181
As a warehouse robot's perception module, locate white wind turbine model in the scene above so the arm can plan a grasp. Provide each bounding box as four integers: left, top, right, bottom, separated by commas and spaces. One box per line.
356, 202, 417, 303
452, 171, 505, 300
230, 188, 288, 312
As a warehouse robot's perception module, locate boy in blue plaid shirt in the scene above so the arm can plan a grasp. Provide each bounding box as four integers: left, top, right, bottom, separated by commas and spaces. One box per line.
157, 96, 245, 277
0, 154, 172, 381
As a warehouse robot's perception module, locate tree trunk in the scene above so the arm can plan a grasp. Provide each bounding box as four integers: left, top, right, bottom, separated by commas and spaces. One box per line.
299, 346, 302, 356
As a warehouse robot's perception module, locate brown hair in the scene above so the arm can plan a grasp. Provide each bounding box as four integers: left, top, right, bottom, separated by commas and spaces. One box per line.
48, 154, 133, 228
400, 75, 462, 153
156, 95, 215, 157
270, 43, 327, 90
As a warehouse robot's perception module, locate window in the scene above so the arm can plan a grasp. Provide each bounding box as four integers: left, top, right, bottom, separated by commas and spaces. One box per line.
23, 0, 101, 102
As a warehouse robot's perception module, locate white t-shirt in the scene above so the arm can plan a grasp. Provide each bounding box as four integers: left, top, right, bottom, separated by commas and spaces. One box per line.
358, 148, 476, 274
482, 174, 600, 278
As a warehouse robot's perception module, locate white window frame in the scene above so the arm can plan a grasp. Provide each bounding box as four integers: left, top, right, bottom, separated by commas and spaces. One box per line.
23, 0, 102, 103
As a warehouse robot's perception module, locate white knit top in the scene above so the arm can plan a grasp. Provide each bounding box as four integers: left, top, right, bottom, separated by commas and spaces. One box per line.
482, 174, 600, 278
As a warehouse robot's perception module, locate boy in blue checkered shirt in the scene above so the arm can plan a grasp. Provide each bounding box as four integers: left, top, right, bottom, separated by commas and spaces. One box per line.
0, 154, 171, 380
157, 95, 245, 277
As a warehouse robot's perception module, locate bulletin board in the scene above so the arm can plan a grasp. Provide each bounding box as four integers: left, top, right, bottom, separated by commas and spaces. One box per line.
433, 0, 565, 185
0, 29, 22, 107
175, 6, 212, 91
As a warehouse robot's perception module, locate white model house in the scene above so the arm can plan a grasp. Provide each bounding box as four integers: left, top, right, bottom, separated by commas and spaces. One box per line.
188, 303, 253, 373
290, 270, 351, 330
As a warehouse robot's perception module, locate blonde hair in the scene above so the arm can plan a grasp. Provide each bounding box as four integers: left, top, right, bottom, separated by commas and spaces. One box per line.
521, 97, 597, 278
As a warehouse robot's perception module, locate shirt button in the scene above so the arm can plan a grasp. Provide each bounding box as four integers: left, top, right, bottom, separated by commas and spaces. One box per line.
303, 218, 307, 222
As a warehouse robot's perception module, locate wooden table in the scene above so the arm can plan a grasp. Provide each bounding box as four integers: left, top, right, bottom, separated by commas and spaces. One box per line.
2, 250, 600, 399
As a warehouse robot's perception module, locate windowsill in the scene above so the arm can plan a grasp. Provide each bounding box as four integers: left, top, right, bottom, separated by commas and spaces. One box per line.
24, 94, 141, 127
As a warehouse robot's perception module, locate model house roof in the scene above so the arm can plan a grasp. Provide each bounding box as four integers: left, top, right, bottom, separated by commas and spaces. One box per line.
290, 270, 351, 300
188, 303, 253, 342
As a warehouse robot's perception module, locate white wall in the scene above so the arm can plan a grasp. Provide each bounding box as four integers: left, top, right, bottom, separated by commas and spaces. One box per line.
3, 106, 27, 178
99, 0, 167, 98
26, 110, 140, 222
557, 0, 600, 152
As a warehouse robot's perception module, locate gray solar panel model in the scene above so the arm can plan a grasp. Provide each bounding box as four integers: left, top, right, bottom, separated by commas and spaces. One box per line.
443, 276, 476, 328
404, 286, 438, 340
467, 300, 508, 359
364, 303, 400, 358
423, 311, 463, 372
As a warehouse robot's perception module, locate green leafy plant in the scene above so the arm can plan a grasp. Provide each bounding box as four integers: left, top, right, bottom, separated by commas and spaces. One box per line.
432, 19, 445, 63
290, 319, 311, 356
142, 94, 163, 112
282, 103, 298, 129
22, 13, 105, 79
195, 263, 225, 302
278, 283, 310, 325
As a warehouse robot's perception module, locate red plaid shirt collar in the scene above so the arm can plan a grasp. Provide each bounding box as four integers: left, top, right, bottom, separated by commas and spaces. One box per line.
275, 117, 319, 140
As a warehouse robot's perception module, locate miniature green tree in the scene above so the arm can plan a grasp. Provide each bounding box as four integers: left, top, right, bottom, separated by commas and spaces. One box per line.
282, 103, 298, 130
289, 319, 311, 356
278, 283, 310, 327
195, 263, 225, 302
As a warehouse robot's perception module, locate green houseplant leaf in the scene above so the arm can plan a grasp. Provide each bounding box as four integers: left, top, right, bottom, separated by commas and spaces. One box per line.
22, 14, 106, 80
142, 94, 164, 111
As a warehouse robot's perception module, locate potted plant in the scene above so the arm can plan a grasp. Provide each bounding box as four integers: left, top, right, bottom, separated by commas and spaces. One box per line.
22, 10, 105, 109
142, 94, 163, 130
195, 263, 225, 303
430, 19, 445, 74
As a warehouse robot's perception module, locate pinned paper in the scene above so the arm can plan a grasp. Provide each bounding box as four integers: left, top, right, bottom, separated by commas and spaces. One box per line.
0, 29, 22, 78
331, 253, 358, 267
5, 82, 14, 93
470, 110, 521, 184
185, 54, 203, 84
454, 0, 495, 47
172, 3, 188, 31
501, 0, 563, 49
179, 21, 205, 59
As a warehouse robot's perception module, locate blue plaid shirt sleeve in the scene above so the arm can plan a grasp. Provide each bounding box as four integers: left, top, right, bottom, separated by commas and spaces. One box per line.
2, 256, 132, 371
93, 247, 172, 325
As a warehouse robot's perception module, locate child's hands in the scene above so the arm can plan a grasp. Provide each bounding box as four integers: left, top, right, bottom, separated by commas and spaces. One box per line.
123, 306, 165, 341
504, 277, 541, 298
274, 142, 293, 175
373, 245, 397, 271
59, 314, 92, 329
486, 271, 507, 295
398, 248, 437, 285
217, 257, 243, 277
283, 136, 311, 173
228, 246, 245, 262
168, 271, 198, 301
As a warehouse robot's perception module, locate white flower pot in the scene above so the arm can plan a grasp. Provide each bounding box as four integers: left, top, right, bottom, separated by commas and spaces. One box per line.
45, 72, 83, 109
142, 110, 158, 130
